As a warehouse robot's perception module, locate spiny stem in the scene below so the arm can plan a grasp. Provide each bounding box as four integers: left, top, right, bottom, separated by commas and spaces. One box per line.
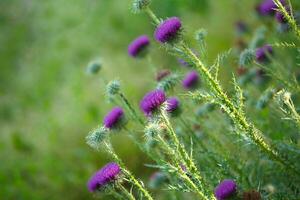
118, 92, 145, 126
180, 43, 300, 175
117, 184, 136, 200
104, 141, 154, 200
145, 7, 160, 25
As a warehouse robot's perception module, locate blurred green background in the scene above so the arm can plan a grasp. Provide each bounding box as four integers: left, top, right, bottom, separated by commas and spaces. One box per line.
0, 0, 265, 199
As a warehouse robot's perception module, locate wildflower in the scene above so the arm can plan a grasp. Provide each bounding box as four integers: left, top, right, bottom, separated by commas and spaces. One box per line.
87, 162, 121, 192
154, 17, 182, 43
214, 179, 237, 200
182, 71, 199, 90
103, 107, 125, 129
155, 69, 171, 81
242, 190, 261, 200
140, 90, 166, 116
86, 59, 102, 74
256, 0, 285, 16
255, 45, 273, 62
166, 97, 181, 117
128, 35, 150, 57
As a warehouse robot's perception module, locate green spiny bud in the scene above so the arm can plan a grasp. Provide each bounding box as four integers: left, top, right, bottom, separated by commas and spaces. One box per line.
86, 127, 108, 150
156, 74, 180, 92
106, 80, 121, 96
239, 49, 255, 67
144, 123, 161, 138
195, 28, 207, 46
132, 0, 151, 13
86, 59, 102, 75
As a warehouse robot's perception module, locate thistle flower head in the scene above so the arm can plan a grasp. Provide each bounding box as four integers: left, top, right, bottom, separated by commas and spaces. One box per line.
103, 107, 125, 129
132, 0, 151, 13
87, 162, 121, 192
128, 35, 150, 57
86, 59, 102, 75
182, 71, 200, 90
214, 179, 237, 200
239, 49, 255, 66
140, 90, 166, 116
154, 17, 182, 43
106, 80, 121, 96
86, 127, 108, 150
144, 123, 162, 138
255, 44, 273, 63
166, 97, 180, 113
256, 0, 285, 16
156, 73, 181, 92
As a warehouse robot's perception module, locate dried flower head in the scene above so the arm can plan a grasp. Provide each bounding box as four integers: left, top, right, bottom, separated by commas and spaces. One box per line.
132, 0, 151, 13
182, 71, 200, 90
103, 107, 125, 129
214, 179, 237, 200
140, 90, 166, 116
155, 69, 171, 81
154, 17, 182, 43
86, 59, 102, 75
128, 35, 150, 57
243, 190, 261, 200
255, 44, 273, 62
87, 162, 121, 192
106, 80, 121, 96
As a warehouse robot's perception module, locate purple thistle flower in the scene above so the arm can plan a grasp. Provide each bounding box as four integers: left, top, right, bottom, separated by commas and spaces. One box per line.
166, 97, 180, 113
103, 107, 124, 129
182, 71, 199, 90
87, 162, 121, 192
154, 17, 182, 43
140, 90, 166, 116
128, 35, 150, 57
255, 45, 273, 62
256, 0, 285, 16
214, 179, 237, 200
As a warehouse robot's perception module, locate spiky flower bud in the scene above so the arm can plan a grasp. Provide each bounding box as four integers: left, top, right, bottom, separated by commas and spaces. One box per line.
239, 49, 255, 66
195, 28, 207, 46
132, 0, 151, 13
106, 80, 120, 96
156, 73, 180, 91
144, 123, 162, 138
86, 127, 108, 150
86, 59, 102, 75
87, 162, 121, 192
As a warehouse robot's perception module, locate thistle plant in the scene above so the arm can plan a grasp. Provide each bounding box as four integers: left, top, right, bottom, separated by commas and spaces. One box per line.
84, 0, 300, 199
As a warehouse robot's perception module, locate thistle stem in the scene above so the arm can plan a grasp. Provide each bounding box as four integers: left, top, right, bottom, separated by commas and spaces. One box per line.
117, 184, 136, 200
104, 141, 154, 200
118, 92, 145, 126
145, 7, 160, 25
179, 42, 300, 175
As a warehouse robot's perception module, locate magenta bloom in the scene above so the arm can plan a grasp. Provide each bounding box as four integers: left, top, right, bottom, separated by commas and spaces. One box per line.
140, 90, 166, 115
182, 71, 199, 90
214, 179, 237, 200
87, 162, 121, 192
103, 107, 124, 129
256, 45, 273, 62
256, 0, 285, 16
154, 17, 182, 43
166, 97, 180, 113
128, 35, 150, 57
